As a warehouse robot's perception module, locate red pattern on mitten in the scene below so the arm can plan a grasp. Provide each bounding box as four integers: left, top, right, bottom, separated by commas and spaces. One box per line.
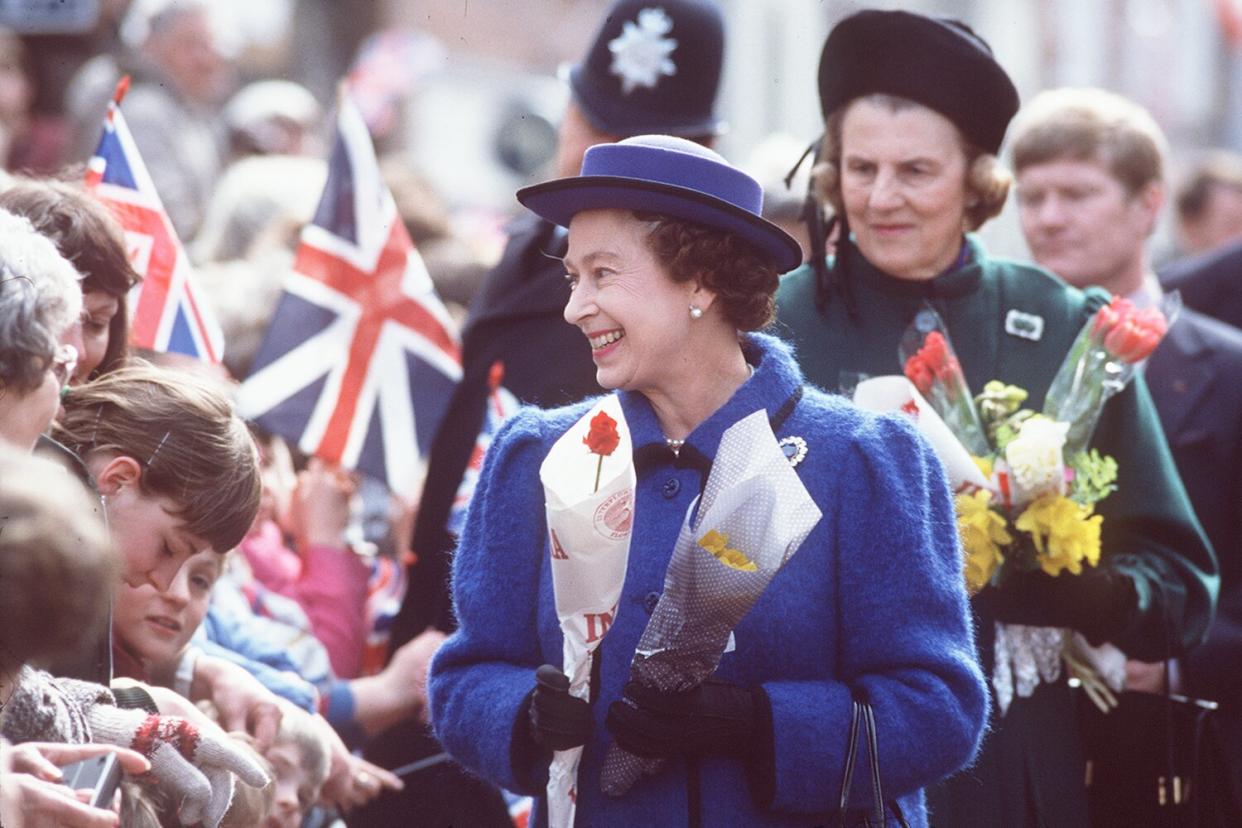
86, 705, 268, 827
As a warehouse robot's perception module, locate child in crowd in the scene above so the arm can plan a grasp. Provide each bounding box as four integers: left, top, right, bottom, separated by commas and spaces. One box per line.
261, 705, 332, 828
0, 439, 270, 827
0, 445, 151, 828
0, 176, 141, 383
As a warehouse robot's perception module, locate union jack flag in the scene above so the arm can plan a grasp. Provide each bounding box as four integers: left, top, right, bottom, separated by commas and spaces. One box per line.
447, 360, 521, 537
85, 77, 224, 363
237, 93, 461, 496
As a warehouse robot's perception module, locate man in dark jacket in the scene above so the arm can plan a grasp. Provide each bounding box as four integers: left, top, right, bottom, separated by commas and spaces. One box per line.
357, 2, 727, 824
1160, 237, 1242, 332
1012, 86, 1242, 815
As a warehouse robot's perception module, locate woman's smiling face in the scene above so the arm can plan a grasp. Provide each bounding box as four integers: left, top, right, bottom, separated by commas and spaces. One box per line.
562, 209, 697, 395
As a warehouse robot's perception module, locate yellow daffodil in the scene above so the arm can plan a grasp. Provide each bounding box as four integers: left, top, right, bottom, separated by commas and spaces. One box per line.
971, 455, 994, 480
1014, 494, 1102, 576
697, 529, 757, 572
955, 489, 1010, 594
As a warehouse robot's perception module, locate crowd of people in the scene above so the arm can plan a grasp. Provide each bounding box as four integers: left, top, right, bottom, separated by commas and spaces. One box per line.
3, 1, 1242, 827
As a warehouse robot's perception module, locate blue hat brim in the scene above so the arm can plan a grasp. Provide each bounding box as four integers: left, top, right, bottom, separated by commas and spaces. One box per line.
517, 176, 803, 273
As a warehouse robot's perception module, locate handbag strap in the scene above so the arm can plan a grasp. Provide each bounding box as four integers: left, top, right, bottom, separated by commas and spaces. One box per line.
837, 699, 911, 828
838, 700, 864, 814
863, 703, 886, 821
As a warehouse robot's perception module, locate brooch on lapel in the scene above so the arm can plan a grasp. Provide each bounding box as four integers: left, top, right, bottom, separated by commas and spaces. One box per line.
1004, 309, 1044, 341
778, 436, 808, 468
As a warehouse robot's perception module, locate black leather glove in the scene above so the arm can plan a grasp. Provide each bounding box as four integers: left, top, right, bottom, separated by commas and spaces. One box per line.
604, 678, 760, 759
510, 665, 594, 792
528, 664, 593, 751
983, 567, 1138, 646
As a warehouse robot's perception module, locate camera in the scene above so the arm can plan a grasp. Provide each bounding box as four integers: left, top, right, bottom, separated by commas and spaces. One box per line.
60, 752, 122, 809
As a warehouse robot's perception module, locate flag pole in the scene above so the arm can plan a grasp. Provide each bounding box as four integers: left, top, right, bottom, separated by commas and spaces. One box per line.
112, 75, 131, 106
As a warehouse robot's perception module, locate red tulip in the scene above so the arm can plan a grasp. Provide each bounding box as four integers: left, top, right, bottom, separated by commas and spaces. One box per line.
1104, 315, 1165, 363
1091, 297, 1129, 340
920, 331, 949, 367
935, 355, 963, 386
1094, 301, 1167, 363
904, 355, 935, 395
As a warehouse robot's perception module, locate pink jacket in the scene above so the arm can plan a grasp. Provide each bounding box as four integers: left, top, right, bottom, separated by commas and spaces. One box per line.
240, 520, 370, 679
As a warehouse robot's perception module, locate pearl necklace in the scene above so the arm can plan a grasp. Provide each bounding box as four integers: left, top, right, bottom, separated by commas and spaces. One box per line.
662, 364, 753, 457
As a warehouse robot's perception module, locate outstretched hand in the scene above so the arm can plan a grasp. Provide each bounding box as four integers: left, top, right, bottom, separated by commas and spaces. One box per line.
317, 714, 403, 811
190, 653, 284, 751
86, 706, 269, 827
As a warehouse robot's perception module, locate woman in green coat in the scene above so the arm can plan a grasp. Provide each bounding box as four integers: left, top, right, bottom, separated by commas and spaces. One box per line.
775, 10, 1217, 827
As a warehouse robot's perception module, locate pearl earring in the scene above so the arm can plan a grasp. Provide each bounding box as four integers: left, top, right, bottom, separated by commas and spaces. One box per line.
689, 305, 703, 319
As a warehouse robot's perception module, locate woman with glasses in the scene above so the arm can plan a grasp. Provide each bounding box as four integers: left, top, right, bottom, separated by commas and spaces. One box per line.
0, 207, 82, 451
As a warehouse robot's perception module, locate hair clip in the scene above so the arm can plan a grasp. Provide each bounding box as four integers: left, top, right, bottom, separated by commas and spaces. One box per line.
147, 431, 171, 466
91, 404, 104, 444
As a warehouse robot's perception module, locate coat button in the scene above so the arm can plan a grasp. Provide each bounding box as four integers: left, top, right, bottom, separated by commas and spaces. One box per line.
662, 478, 680, 498
643, 592, 660, 614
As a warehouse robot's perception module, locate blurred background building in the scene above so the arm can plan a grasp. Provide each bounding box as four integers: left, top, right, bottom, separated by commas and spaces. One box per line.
6, 0, 1241, 275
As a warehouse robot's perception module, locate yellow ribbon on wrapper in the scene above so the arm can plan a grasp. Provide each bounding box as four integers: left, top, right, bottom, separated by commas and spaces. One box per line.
698, 529, 757, 572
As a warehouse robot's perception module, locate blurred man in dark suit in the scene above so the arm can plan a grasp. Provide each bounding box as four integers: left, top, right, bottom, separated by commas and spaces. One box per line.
1161, 236, 1242, 332
1011, 87, 1242, 810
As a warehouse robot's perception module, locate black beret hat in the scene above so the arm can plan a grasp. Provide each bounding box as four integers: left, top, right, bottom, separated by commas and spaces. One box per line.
817, 10, 1020, 155
569, 0, 725, 138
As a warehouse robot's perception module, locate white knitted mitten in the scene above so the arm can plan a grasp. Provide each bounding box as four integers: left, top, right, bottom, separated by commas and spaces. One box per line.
86, 705, 269, 827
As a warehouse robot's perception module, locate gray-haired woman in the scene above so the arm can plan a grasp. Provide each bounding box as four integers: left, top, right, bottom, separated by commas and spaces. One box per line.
0, 207, 82, 451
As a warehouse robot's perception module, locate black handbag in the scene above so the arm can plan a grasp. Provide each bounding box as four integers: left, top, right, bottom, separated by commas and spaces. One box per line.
837, 699, 910, 828
1079, 685, 1242, 827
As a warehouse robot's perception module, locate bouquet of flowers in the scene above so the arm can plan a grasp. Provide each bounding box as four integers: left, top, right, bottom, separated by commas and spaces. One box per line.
860, 297, 1174, 712
539, 395, 636, 828
599, 410, 822, 797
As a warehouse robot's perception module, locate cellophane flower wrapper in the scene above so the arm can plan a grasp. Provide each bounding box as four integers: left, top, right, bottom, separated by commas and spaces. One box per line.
539, 394, 636, 828
899, 305, 991, 457
1044, 292, 1180, 455
599, 410, 822, 797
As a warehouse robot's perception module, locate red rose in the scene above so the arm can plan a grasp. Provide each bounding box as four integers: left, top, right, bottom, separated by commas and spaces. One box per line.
583, 410, 620, 456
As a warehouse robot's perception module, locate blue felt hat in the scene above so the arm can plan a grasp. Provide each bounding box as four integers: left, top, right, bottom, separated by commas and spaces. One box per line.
568, 0, 725, 138
516, 135, 802, 272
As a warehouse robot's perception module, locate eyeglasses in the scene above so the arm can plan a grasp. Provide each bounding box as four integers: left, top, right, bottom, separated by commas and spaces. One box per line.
51, 343, 78, 391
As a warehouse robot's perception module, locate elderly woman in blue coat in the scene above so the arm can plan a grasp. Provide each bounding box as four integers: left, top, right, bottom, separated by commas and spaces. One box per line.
428, 135, 988, 827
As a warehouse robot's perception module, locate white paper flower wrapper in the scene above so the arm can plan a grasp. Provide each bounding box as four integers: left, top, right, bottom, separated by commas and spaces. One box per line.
599, 410, 822, 797
853, 375, 988, 492
539, 394, 635, 828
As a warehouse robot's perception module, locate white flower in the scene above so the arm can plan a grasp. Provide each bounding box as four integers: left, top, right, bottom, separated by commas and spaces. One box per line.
1005, 415, 1069, 499
608, 7, 678, 94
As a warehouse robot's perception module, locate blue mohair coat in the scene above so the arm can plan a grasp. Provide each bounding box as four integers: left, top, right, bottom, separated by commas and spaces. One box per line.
429, 333, 989, 827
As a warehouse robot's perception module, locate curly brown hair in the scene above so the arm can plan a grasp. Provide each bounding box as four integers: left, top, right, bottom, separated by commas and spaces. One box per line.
633, 212, 780, 331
